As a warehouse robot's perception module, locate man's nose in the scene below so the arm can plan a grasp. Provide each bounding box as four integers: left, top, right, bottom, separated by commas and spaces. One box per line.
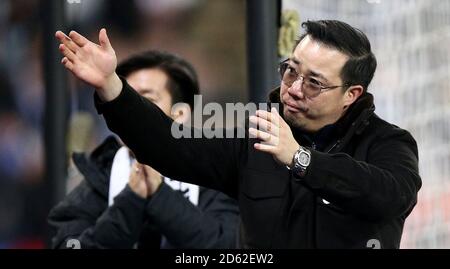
287, 79, 305, 99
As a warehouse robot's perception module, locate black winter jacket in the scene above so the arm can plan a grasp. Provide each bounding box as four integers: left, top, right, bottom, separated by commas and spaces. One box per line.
94, 79, 421, 249
48, 136, 239, 249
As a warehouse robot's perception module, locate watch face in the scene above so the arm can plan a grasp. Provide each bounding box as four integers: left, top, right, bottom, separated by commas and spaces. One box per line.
298, 151, 310, 166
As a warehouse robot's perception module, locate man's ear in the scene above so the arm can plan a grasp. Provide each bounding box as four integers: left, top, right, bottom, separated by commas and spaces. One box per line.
343, 85, 364, 110
171, 103, 191, 124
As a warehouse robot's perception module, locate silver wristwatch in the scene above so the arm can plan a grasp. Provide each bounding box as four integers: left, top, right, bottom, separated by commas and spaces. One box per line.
288, 146, 311, 177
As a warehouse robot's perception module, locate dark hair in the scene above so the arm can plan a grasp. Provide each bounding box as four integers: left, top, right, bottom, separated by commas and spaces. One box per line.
116, 50, 199, 108
296, 20, 377, 92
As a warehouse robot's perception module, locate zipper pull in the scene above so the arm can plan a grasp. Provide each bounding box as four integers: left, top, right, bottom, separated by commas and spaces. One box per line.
327, 140, 341, 153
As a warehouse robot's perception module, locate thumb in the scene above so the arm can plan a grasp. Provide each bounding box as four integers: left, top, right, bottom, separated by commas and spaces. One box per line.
99, 28, 112, 50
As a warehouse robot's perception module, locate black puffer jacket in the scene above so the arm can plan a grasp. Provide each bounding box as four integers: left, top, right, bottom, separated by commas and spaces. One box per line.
48, 136, 240, 249
94, 80, 421, 249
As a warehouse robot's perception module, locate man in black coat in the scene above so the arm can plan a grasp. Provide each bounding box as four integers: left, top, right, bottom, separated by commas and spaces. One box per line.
55, 20, 422, 248
48, 51, 239, 249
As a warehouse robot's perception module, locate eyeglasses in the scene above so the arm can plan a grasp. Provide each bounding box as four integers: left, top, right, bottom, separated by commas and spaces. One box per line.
278, 60, 349, 98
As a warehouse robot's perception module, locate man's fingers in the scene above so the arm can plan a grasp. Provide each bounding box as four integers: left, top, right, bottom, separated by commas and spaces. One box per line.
249, 115, 271, 130
55, 31, 68, 42
249, 115, 279, 136
55, 31, 80, 53
69, 30, 89, 47
255, 110, 280, 127
253, 143, 276, 153
142, 165, 153, 178
98, 28, 112, 51
249, 127, 277, 143
142, 165, 161, 182
59, 44, 77, 62
271, 107, 280, 116
61, 57, 74, 71
255, 110, 272, 122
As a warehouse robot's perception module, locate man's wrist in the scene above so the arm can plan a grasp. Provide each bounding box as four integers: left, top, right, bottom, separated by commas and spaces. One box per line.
286, 145, 299, 170
287, 146, 311, 177
285, 143, 300, 168
97, 72, 123, 102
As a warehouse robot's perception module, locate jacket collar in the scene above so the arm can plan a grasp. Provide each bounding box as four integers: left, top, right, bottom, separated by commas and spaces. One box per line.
269, 87, 375, 151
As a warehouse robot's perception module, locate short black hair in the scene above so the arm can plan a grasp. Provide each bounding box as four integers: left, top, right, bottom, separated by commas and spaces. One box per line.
116, 50, 199, 108
296, 20, 377, 92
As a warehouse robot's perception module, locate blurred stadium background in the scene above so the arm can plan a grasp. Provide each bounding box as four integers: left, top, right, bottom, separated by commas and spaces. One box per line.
0, 0, 448, 248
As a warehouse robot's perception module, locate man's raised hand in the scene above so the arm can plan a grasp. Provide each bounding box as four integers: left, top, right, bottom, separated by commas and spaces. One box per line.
55, 28, 122, 101
249, 107, 300, 167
